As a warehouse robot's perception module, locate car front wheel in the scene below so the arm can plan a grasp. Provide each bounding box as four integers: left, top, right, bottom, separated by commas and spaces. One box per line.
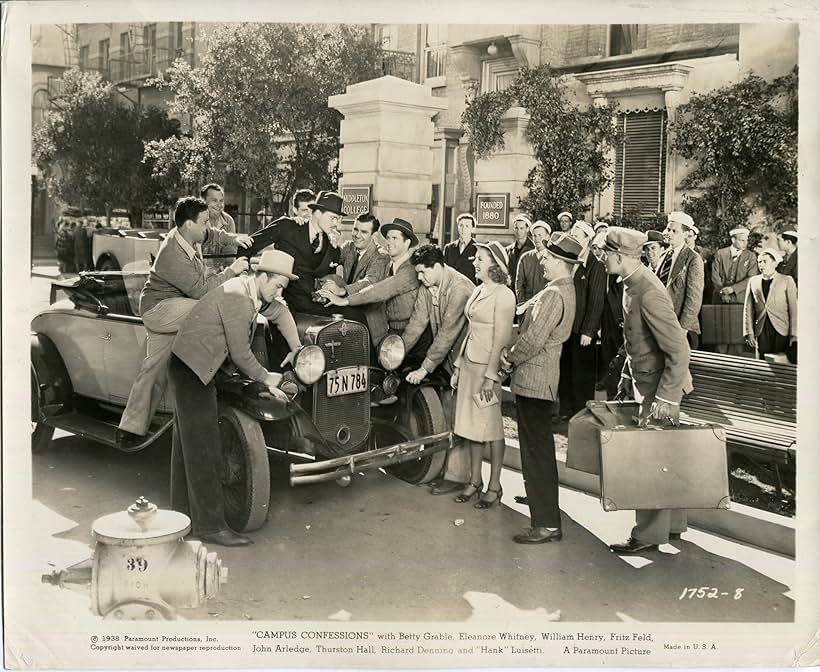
31, 370, 54, 453
217, 405, 270, 533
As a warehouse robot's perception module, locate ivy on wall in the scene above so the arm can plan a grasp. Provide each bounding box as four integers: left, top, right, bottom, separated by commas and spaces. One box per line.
670, 66, 798, 250
461, 65, 622, 222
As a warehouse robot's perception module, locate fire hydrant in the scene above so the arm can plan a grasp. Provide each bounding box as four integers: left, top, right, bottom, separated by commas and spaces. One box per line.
41, 496, 227, 620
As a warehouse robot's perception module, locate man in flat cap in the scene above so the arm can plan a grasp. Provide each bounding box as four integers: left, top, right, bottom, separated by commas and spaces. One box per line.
658, 212, 705, 350
777, 229, 798, 286
506, 213, 535, 292
558, 220, 607, 419
598, 227, 693, 554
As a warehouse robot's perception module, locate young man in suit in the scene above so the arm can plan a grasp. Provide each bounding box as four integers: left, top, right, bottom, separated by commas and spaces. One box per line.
502, 232, 580, 544
443, 213, 479, 284
599, 227, 694, 554
777, 229, 798, 285
168, 249, 300, 547
318, 218, 420, 345
117, 197, 253, 446
506, 213, 534, 292
251, 190, 343, 314
515, 220, 552, 313
711, 226, 757, 354
321, 212, 390, 297
558, 220, 607, 419
657, 212, 704, 350
403, 244, 476, 496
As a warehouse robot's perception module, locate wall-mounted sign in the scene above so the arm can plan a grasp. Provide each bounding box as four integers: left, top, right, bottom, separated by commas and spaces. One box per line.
341, 185, 372, 223
475, 193, 510, 229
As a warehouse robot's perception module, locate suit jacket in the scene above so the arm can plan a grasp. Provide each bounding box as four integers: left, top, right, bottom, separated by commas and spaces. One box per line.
347, 256, 420, 341
509, 277, 576, 400
402, 266, 475, 374
455, 283, 515, 382
711, 246, 757, 303
515, 249, 547, 305
443, 239, 478, 284
777, 250, 798, 286
506, 238, 535, 291
743, 272, 797, 339
572, 253, 607, 337
621, 264, 693, 404
172, 275, 273, 386
663, 245, 705, 333
259, 216, 340, 313
335, 239, 390, 293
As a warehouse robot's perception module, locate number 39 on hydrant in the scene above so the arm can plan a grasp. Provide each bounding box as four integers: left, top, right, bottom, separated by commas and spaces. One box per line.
41, 497, 227, 620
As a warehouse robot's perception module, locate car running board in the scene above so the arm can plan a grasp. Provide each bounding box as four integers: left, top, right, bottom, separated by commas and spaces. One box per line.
44, 411, 174, 453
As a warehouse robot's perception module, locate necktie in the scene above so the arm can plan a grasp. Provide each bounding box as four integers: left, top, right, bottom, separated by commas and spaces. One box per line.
657, 250, 673, 285
310, 234, 321, 253
347, 254, 359, 284
388, 265, 394, 277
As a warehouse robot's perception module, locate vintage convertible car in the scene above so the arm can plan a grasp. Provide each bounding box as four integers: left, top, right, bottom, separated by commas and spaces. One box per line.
31, 271, 453, 532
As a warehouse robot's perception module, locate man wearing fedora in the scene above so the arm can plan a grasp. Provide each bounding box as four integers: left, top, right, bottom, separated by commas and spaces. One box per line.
444, 213, 479, 284
597, 227, 693, 554
502, 232, 579, 544
558, 220, 607, 420
250, 190, 343, 315
658, 212, 704, 350
643, 229, 669, 273
318, 217, 420, 345
168, 249, 301, 547
116, 196, 253, 448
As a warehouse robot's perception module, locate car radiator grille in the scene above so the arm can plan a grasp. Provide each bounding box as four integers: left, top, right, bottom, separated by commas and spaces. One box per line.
313, 320, 370, 456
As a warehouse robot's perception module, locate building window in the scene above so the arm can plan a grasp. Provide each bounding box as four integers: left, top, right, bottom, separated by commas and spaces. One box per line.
609, 25, 646, 56
481, 56, 518, 93
119, 31, 131, 56
424, 24, 447, 80
79, 45, 89, 70
99, 39, 110, 74
613, 110, 667, 220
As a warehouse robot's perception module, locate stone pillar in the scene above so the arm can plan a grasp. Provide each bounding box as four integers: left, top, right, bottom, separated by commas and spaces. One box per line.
328, 76, 448, 239
663, 87, 683, 212
592, 95, 616, 220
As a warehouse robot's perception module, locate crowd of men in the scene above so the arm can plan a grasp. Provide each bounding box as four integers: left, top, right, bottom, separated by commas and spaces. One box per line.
107, 183, 798, 549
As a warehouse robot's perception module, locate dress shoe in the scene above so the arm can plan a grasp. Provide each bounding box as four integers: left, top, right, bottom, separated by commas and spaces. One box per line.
668, 532, 682, 541
198, 530, 254, 547
474, 487, 503, 509
609, 537, 658, 554
454, 481, 483, 503
115, 428, 145, 450
513, 527, 562, 544
430, 480, 463, 496
513, 495, 529, 505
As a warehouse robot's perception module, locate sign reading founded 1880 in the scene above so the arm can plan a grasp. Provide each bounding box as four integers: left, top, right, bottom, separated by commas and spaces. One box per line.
341, 185, 372, 223
475, 193, 510, 229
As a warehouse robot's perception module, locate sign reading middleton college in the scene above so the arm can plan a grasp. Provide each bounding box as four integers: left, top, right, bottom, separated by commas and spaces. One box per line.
476, 193, 510, 229
341, 185, 372, 223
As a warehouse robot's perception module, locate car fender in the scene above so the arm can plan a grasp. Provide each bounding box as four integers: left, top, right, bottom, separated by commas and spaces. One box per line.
31, 333, 73, 416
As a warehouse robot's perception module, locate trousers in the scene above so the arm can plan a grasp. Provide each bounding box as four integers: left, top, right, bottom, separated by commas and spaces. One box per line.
168, 354, 228, 536
119, 297, 197, 435
558, 333, 598, 418
517, 394, 561, 528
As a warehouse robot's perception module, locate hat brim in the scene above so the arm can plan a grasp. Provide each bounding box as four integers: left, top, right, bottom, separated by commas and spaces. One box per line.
381, 222, 418, 246
307, 202, 345, 217
250, 259, 300, 280
474, 243, 509, 273
642, 239, 669, 248
543, 245, 581, 264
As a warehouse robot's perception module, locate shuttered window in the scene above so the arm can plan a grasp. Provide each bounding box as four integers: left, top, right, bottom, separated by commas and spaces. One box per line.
613, 110, 667, 218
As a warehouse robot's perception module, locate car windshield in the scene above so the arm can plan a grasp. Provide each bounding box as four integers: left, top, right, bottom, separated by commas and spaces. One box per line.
55, 271, 148, 317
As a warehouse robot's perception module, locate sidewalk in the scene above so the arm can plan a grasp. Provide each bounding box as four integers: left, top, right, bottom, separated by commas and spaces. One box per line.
31, 261, 63, 279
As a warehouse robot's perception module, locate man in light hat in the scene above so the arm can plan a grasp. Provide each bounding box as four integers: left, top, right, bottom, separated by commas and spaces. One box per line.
777, 229, 798, 285
501, 232, 580, 544
168, 249, 302, 547
117, 196, 253, 447
506, 213, 535, 291
659, 211, 704, 349
557, 211, 573, 233
444, 213, 479, 284
712, 227, 756, 305
597, 227, 693, 554
319, 217, 420, 345
515, 220, 552, 311
558, 220, 607, 419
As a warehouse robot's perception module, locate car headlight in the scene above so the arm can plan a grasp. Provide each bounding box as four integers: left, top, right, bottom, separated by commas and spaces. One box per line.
293, 344, 325, 385
378, 334, 405, 371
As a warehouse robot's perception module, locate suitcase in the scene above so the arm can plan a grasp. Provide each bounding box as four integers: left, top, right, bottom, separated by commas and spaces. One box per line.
599, 423, 730, 511
566, 400, 641, 475
700, 304, 745, 345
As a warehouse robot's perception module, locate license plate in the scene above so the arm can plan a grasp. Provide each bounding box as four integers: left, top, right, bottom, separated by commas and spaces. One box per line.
326, 366, 369, 398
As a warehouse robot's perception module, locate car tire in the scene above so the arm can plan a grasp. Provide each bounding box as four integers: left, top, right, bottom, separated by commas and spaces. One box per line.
31, 370, 54, 453
217, 405, 270, 533
97, 256, 121, 272
384, 386, 447, 485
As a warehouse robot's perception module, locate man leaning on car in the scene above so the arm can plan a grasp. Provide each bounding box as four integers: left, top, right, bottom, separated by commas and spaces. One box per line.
116, 196, 252, 448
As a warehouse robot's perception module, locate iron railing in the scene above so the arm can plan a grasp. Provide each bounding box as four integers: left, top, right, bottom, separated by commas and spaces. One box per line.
380, 49, 417, 82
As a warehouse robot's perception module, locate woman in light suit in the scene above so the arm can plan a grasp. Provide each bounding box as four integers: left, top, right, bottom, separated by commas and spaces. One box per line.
451, 241, 516, 508
743, 247, 797, 362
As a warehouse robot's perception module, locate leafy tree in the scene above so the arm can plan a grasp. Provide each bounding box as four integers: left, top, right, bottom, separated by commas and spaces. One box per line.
461, 65, 622, 221
670, 66, 798, 250
32, 68, 184, 225
146, 23, 383, 213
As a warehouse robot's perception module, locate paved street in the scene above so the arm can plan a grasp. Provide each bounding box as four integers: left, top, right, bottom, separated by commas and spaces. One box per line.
28, 266, 794, 623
